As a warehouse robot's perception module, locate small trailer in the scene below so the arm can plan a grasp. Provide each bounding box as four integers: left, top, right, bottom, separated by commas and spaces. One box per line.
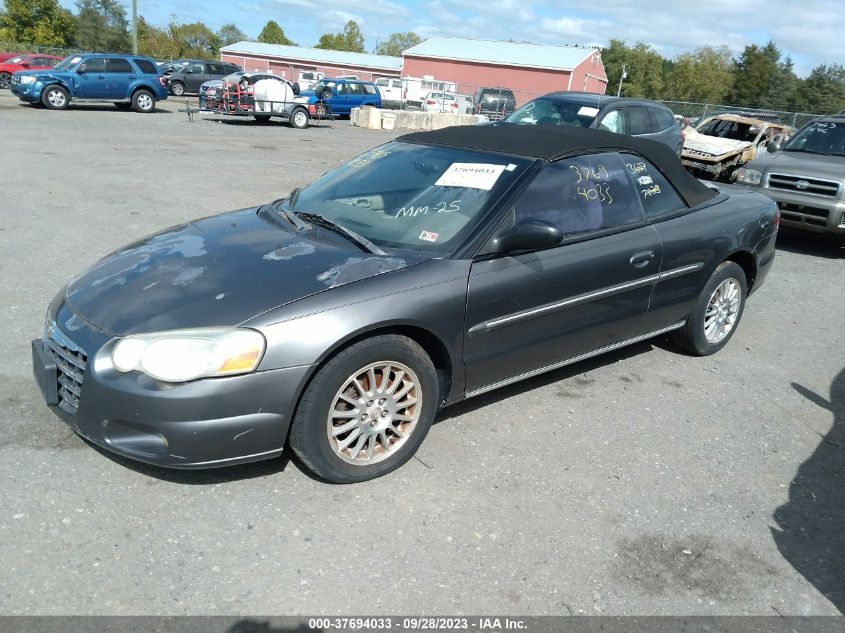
203, 75, 333, 128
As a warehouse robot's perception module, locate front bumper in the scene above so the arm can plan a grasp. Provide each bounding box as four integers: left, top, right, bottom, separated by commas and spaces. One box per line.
759, 187, 845, 235
10, 80, 42, 102
32, 300, 314, 469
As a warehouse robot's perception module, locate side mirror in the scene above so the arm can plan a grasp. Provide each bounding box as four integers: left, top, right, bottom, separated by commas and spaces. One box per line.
20, 62, 30, 68
490, 219, 563, 253
76, 65, 86, 74
767, 141, 781, 153
186, 68, 194, 74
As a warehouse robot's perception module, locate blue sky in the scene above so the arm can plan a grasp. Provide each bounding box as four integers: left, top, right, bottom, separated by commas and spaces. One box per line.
58, 0, 844, 76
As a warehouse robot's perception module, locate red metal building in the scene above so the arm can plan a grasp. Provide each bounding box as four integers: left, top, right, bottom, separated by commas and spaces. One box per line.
402, 36, 607, 106
220, 41, 402, 82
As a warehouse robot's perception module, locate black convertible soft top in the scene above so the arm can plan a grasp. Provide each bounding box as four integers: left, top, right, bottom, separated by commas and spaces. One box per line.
399, 125, 716, 208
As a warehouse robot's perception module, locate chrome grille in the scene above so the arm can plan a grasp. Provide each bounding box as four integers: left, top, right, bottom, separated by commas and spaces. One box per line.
44, 331, 87, 415
767, 173, 842, 198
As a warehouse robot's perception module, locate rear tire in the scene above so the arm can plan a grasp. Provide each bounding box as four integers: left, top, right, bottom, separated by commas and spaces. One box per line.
41, 85, 69, 110
0, 72, 11, 89
132, 89, 155, 113
671, 261, 747, 356
169, 81, 185, 96
289, 107, 309, 129
289, 335, 438, 483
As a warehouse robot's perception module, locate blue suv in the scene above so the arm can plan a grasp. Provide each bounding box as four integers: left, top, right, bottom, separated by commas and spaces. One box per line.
301, 79, 381, 117
11, 53, 168, 113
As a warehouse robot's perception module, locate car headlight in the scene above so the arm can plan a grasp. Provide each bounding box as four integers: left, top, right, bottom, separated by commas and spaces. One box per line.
735, 168, 763, 185
111, 328, 266, 383
20, 76, 37, 85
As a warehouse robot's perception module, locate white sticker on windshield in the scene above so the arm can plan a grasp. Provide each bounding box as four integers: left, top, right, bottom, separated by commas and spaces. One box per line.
419, 230, 439, 242
578, 106, 600, 117
505, 163, 517, 171
69, 56, 83, 64
435, 163, 505, 190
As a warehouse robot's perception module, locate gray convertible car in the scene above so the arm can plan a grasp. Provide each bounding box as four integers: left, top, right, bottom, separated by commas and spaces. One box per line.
32, 126, 779, 483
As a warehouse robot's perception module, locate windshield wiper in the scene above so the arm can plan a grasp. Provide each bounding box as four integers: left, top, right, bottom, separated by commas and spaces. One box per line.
268, 193, 308, 232
294, 211, 386, 255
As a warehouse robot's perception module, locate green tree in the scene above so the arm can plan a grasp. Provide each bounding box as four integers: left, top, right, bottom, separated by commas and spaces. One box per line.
175, 21, 219, 58
257, 20, 294, 45
664, 45, 734, 103
315, 20, 365, 53
601, 39, 665, 99
0, 0, 74, 46
793, 64, 845, 114
217, 23, 246, 47
74, 0, 130, 52
728, 40, 780, 107
760, 55, 799, 111
136, 15, 180, 60
375, 31, 421, 56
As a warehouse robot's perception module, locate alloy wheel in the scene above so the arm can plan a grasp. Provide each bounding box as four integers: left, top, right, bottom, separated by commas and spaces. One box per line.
703, 278, 740, 343
326, 361, 421, 465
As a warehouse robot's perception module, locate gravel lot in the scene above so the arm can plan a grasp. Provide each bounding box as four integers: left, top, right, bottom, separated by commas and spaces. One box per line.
1, 92, 843, 616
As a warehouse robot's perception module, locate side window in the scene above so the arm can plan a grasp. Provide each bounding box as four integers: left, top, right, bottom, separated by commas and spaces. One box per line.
189, 63, 204, 74
620, 153, 686, 220
108, 58, 133, 73
625, 107, 652, 135
513, 152, 644, 238
650, 108, 675, 132
133, 58, 158, 74
363, 84, 377, 95
205, 63, 224, 75
82, 58, 107, 73
597, 109, 624, 134
347, 83, 364, 95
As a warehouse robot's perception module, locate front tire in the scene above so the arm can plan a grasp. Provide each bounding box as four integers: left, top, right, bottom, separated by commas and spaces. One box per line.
132, 89, 155, 113
169, 81, 185, 96
672, 261, 747, 356
42, 85, 69, 110
289, 107, 309, 129
289, 335, 439, 483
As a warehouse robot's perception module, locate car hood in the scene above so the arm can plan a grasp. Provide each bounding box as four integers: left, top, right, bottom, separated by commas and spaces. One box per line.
64, 207, 427, 335
745, 150, 845, 182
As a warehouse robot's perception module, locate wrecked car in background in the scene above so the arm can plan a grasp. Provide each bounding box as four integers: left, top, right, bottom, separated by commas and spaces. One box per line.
681, 114, 791, 181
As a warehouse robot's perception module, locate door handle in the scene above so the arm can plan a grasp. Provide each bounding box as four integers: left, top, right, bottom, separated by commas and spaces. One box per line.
128, 75, 136, 80
629, 250, 655, 268
97, 75, 106, 79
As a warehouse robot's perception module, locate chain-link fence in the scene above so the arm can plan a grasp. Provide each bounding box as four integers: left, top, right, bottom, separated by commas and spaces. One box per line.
660, 100, 822, 130
0, 41, 87, 57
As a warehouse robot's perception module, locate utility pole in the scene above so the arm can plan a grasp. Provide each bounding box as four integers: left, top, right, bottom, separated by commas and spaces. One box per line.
616, 64, 627, 97
132, 0, 138, 54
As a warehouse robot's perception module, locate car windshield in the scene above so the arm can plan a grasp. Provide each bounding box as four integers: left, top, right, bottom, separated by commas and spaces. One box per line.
270, 141, 531, 253
782, 120, 845, 156
506, 98, 598, 127
6, 55, 26, 64
695, 118, 761, 142
53, 55, 84, 71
